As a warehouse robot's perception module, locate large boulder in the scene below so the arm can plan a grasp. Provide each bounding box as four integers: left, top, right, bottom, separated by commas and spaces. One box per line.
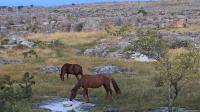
0, 59, 23, 65
91, 65, 121, 74
1, 37, 36, 48
84, 43, 109, 57
104, 107, 120, 112
39, 65, 61, 73
161, 32, 190, 48
82, 19, 100, 32
172, 15, 187, 28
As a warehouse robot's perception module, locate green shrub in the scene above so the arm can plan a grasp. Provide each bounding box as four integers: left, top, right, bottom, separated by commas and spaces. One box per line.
132, 28, 167, 60
0, 72, 35, 112
19, 72, 35, 98
48, 40, 65, 48
105, 24, 132, 37
30, 39, 65, 49
0, 38, 9, 45
22, 50, 38, 59
137, 7, 147, 15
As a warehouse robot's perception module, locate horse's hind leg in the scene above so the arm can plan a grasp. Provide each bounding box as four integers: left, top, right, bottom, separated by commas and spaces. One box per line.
103, 84, 110, 100
83, 88, 87, 100
104, 82, 113, 100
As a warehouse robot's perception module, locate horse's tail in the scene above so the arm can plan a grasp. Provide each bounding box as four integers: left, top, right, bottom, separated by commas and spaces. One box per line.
111, 78, 121, 95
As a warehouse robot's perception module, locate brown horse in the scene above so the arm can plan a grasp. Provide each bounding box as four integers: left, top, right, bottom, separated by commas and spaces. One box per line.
70, 74, 121, 102
59, 63, 83, 81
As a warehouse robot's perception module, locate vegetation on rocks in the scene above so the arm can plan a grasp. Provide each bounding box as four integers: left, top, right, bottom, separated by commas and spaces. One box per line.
124, 28, 167, 60
0, 1, 200, 112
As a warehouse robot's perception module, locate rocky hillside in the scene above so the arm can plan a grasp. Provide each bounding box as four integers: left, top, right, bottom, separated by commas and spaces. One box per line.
0, 1, 200, 36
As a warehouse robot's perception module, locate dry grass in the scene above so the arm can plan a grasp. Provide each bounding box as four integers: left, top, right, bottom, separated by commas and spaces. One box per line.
27, 32, 107, 46
160, 25, 200, 33
168, 47, 188, 57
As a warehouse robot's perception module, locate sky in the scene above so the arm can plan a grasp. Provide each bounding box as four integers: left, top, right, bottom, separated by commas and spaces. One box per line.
0, 0, 157, 6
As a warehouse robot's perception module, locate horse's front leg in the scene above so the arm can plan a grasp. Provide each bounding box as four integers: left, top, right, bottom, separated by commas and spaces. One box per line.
83, 88, 87, 100
67, 74, 69, 79
85, 88, 89, 102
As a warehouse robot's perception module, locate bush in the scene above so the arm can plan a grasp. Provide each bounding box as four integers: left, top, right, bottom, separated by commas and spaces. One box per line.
132, 28, 167, 60
48, 40, 65, 48
0, 38, 9, 45
30, 39, 65, 49
105, 24, 132, 37
22, 50, 38, 59
137, 7, 147, 15
0, 72, 35, 112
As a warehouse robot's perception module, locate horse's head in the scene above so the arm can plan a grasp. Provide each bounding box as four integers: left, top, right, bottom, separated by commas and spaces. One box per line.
59, 73, 64, 81
70, 88, 77, 101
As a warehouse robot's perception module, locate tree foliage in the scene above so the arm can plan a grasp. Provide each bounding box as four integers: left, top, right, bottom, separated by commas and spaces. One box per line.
156, 49, 200, 111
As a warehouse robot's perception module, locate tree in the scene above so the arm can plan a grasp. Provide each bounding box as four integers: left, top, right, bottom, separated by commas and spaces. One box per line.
156, 49, 200, 112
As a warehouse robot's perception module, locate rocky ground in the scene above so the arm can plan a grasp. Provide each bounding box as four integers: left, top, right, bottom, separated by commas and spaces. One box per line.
1, 1, 200, 53
1, 1, 200, 112
0, 1, 200, 36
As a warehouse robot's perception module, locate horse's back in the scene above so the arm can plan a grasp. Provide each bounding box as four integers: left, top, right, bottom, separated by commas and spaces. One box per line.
96, 74, 113, 80
61, 63, 83, 75
80, 75, 104, 88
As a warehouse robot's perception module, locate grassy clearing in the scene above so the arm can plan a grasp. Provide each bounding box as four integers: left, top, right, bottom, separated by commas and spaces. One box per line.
0, 32, 200, 111
1, 51, 200, 111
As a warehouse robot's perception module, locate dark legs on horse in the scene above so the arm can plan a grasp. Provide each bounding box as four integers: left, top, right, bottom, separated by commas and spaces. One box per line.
83, 88, 89, 102
103, 82, 113, 100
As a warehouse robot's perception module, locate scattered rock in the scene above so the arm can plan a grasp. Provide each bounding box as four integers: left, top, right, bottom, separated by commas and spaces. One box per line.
104, 107, 120, 112
0, 59, 23, 65
1, 37, 36, 48
129, 52, 157, 62
145, 107, 188, 112
33, 98, 95, 112
161, 32, 192, 48
19, 40, 36, 48
91, 65, 121, 74
39, 65, 61, 73
84, 43, 109, 57
82, 19, 100, 32
84, 40, 157, 62
76, 103, 95, 111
